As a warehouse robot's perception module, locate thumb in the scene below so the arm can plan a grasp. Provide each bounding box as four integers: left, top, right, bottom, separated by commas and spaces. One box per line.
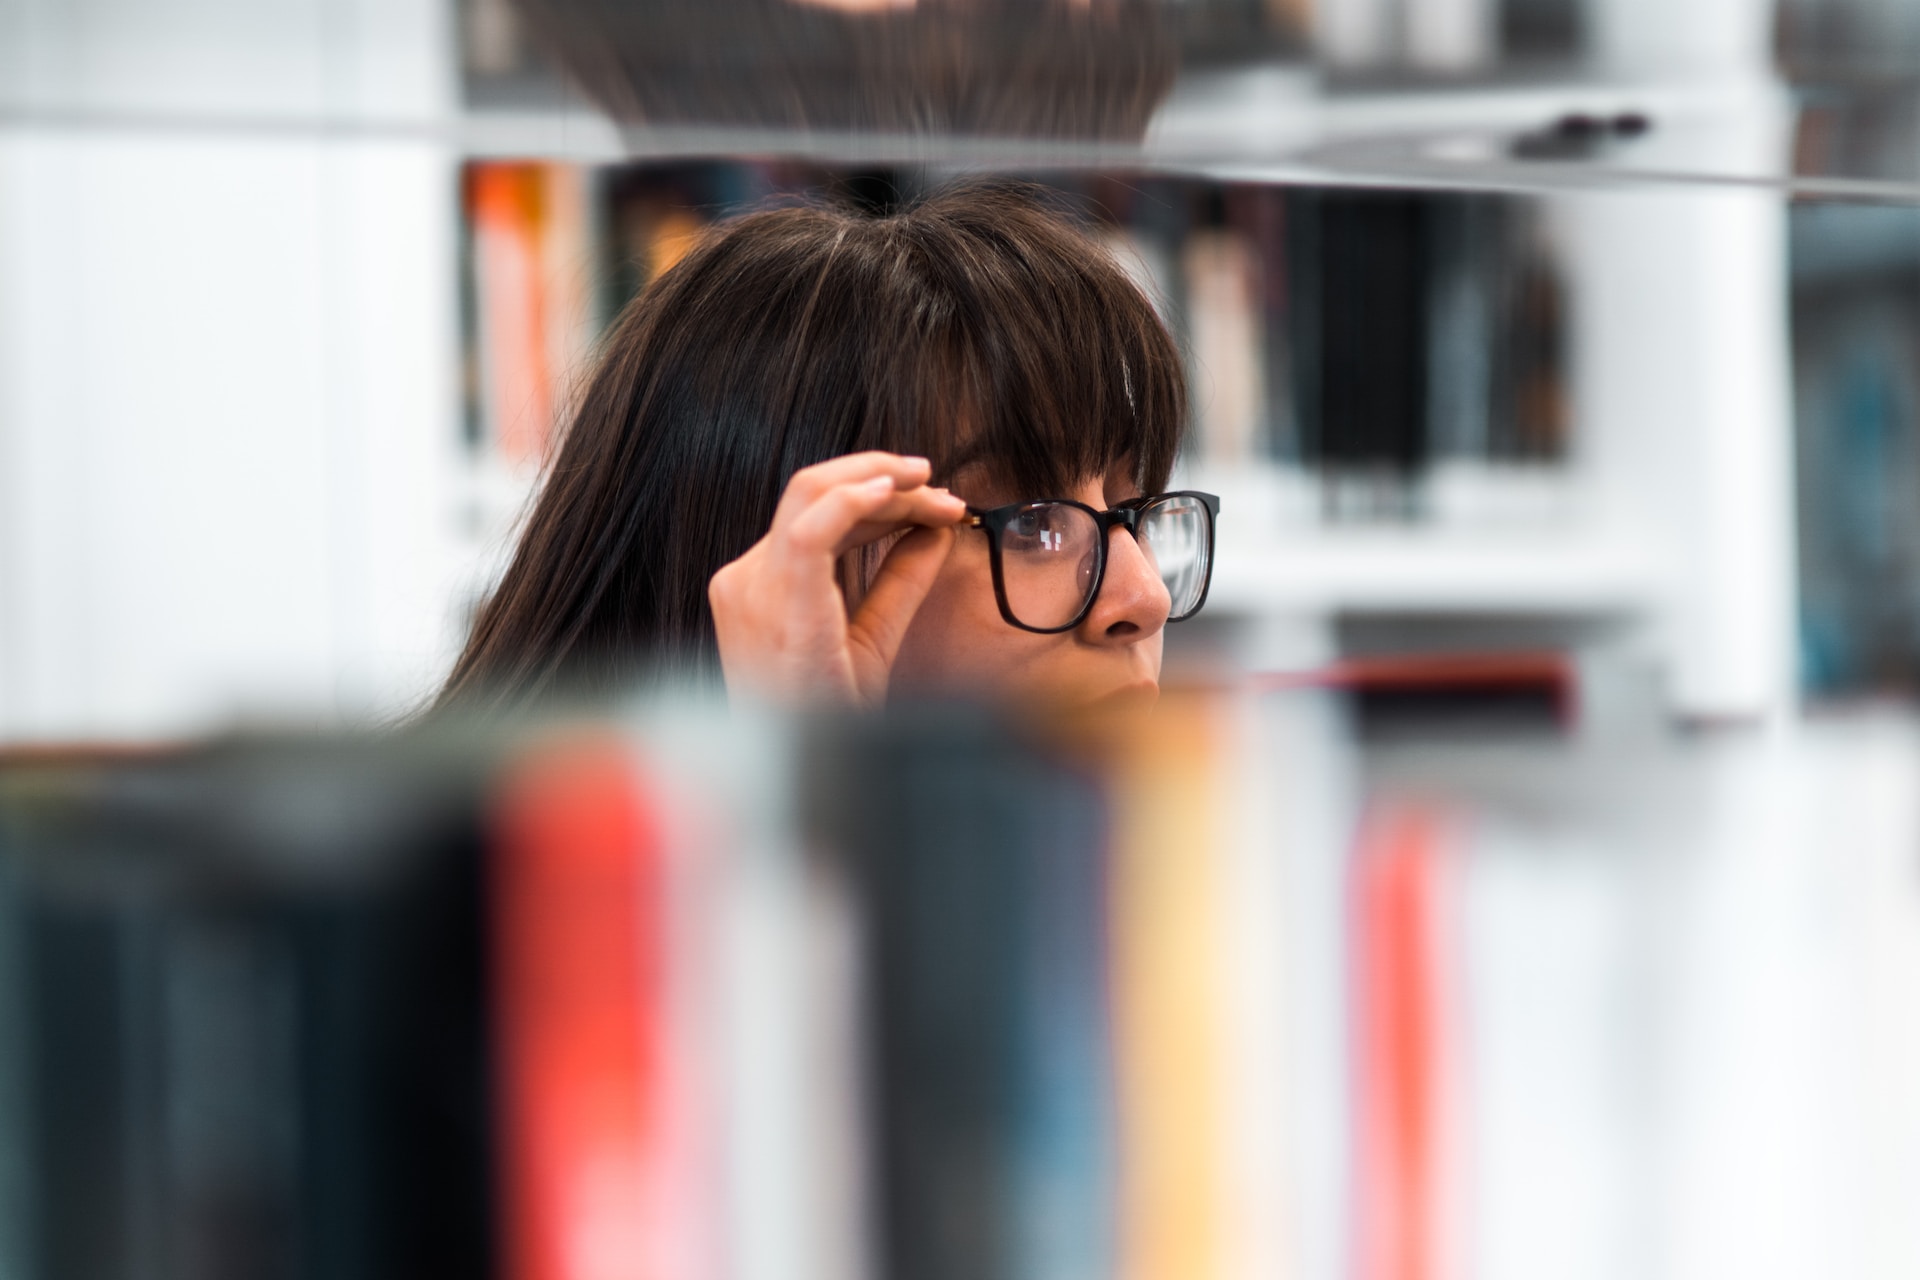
846, 524, 955, 685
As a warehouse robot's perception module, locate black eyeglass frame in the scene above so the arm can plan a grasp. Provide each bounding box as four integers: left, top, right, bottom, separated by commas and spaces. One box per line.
963, 490, 1221, 635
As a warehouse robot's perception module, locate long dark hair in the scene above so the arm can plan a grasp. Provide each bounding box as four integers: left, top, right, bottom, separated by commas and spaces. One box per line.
439, 182, 1187, 712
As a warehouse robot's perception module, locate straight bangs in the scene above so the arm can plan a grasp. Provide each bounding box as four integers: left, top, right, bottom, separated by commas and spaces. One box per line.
864, 187, 1187, 501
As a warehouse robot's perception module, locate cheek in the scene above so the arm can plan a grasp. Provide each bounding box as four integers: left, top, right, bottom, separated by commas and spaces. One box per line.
892, 538, 1038, 689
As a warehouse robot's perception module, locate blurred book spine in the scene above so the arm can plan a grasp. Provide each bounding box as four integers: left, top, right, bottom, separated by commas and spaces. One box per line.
457, 161, 1578, 534
834, 717, 1116, 1280
492, 737, 714, 1280
1184, 212, 1269, 467
464, 162, 596, 469
1012, 772, 1117, 1280
1789, 202, 1920, 698
1110, 699, 1228, 1280
1351, 804, 1461, 1280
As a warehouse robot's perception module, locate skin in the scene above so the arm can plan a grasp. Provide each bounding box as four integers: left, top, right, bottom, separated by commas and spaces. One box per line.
708, 451, 1172, 711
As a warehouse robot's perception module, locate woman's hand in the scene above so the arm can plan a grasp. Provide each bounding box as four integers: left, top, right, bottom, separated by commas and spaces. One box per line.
709, 452, 967, 708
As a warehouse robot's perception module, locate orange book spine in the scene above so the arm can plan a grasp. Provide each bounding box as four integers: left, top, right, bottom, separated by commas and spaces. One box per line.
469, 163, 554, 465
1111, 693, 1226, 1280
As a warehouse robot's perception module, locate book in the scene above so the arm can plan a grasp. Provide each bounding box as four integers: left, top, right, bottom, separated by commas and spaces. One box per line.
491, 734, 711, 1280
466, 163, 597, 468
1350, 803, 1461, 1280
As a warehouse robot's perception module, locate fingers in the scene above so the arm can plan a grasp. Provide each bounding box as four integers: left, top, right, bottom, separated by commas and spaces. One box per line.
773, 452, 933, 527
714, 452, 962, 711
833, 482, 968, 554
786, 473, 965, 557
847, 524, 956, 674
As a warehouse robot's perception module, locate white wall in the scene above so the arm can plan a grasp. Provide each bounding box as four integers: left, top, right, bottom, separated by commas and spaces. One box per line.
0, 0, 463, 741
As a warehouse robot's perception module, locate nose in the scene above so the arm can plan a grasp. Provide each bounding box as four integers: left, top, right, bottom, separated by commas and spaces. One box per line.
1080, 524, 1171, 644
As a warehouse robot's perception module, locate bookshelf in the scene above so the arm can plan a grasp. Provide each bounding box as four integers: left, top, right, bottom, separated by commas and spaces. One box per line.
9, 696, 1920, 1280
448, 137, 1793, 721
0, 0, 1818, 741
454, 71, 1797, 190
11, 12, 1920, 1280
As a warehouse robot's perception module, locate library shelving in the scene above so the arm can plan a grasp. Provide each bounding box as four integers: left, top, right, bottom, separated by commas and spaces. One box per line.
0, 0, 1860, 739
451, 114, 1793, 719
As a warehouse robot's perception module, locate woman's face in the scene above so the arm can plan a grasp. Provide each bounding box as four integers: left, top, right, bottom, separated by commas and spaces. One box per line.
888, 457, 1172, 711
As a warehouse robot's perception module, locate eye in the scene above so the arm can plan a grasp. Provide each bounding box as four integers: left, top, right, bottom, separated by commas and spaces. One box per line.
1004, 504, 1071, 553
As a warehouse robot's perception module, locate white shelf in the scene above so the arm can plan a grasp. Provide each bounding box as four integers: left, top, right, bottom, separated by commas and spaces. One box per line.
1208, 529, 1659, 615
451, 68, 1806, 200
1180, 458, 1654, 615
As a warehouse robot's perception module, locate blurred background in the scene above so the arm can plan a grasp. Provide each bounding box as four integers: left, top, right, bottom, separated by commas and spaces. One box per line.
12, 0, 1920, 737
9, 3, 1920, 1280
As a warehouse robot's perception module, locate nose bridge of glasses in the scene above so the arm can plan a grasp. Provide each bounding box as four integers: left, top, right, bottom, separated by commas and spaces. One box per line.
1100, 507, 1166, 593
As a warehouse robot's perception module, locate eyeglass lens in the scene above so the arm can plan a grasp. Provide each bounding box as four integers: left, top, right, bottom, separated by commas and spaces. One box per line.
1138, 495, 1211, 620
997, 497, 1212, 630
999, 502, 1102, 630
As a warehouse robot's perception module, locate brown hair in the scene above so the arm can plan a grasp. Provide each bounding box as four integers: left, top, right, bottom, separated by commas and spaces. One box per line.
439, 181, 1187, 712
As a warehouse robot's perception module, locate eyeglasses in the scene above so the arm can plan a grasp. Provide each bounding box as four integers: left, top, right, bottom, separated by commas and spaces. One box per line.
964, 491, 1220, 634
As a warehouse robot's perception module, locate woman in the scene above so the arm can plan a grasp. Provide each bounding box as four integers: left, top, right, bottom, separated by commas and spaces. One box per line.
439, 183, 1217, 713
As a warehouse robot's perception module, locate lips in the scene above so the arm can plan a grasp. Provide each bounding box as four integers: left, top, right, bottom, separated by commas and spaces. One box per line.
1084, 680, 1160, 713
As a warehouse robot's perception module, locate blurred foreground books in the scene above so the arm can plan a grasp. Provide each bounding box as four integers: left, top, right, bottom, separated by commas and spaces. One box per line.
3, 689, 1920, 1280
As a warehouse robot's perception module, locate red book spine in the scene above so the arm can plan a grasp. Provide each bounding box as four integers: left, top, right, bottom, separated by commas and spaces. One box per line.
1352, 804, 1457, 1280
491, 737, 673, 1280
